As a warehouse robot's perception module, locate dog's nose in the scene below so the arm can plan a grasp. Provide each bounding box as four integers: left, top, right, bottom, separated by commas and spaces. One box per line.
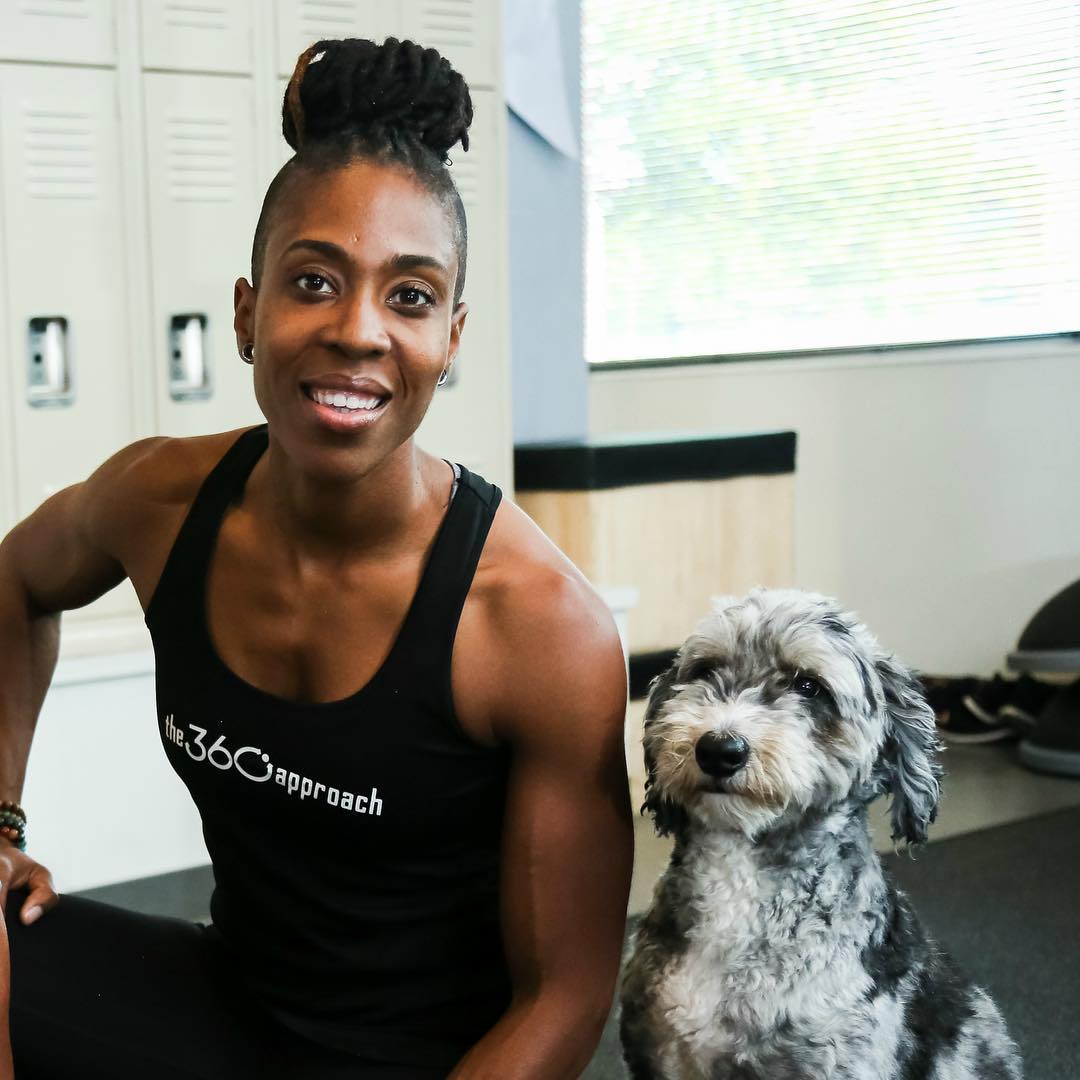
695, 732, 750, 777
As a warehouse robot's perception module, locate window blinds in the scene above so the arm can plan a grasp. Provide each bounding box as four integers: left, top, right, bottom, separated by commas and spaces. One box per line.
583, 0, 1080, 363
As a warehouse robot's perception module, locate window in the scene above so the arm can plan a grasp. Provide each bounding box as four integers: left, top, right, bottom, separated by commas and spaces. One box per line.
583, 1, 1080, 364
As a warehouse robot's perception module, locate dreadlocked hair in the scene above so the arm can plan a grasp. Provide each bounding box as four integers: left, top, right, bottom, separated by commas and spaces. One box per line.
251, 37, 473, 301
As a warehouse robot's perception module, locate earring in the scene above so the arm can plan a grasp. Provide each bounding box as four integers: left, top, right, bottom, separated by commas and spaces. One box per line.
240, 342, 255, 364
437, 366, 451, 387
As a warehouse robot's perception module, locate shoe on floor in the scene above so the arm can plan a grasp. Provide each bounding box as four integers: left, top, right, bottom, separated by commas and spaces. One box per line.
938, 696, 1019, 744
961, 673, 1016, 725
924, 675, 1018, 744
998, 674, 1057, 729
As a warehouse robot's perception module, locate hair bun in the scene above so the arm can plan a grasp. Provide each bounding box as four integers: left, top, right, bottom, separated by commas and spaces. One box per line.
283, 37, 473, 160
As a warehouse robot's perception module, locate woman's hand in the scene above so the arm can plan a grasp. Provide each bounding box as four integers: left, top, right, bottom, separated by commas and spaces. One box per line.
0, 841, 57, 926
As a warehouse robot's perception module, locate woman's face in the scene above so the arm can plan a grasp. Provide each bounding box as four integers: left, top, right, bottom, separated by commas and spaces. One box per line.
234, 160, 466, 482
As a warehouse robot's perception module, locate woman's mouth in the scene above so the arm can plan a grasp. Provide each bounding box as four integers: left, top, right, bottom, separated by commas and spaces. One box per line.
301, 384, 391, 431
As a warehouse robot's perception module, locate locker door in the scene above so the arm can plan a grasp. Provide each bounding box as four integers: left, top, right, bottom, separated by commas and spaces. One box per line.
274, 0, 386, 78
0, 147, 13, 534
415, 87, 511, 488
0, 0, 117, 65
139, 0, 255, 75
0, 63, 136, 516
397, 0, 498, 90
143, 71, 264, 437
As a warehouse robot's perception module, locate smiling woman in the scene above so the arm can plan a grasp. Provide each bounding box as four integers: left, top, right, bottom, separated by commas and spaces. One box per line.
0, 35, 632, 1080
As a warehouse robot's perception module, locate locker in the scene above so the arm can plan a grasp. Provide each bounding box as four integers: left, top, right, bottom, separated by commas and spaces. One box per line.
398, 0, 498, 91
139, 0, 255, 75
269, 74, 292, 183
0, 140, 12, 533
416, 87, 510, 488
274, 0, 385, 78
0, 0, 118, 66
142, 71, 264, 437
0, 63, 136, 516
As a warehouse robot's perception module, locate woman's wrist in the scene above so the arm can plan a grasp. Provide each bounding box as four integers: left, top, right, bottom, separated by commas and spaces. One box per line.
0, 802, 27, 851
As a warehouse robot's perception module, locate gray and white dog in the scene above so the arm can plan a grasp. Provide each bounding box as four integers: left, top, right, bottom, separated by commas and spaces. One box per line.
620, 587, 1021, 1080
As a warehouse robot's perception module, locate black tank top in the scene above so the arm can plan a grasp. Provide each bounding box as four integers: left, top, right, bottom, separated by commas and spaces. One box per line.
145, 424, 511, 1071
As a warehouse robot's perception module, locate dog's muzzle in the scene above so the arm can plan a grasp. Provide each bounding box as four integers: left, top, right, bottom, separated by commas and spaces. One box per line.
695, 732, 750, 778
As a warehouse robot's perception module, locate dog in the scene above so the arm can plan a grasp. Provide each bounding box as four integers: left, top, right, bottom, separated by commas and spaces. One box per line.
620, 587, 1022, 1080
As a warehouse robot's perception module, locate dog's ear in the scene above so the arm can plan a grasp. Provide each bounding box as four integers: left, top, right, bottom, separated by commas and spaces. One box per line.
641, 660, 690, 839
874, 653, 944, 846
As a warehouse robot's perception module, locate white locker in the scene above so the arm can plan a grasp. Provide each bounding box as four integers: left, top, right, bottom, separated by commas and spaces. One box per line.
274, 0, 385, 78
0, 64, 136, 516
0, 170, 13, 534
269, 75, 292, 182
416, 86, 510, 487
139, 0, 255, 75
0, 0, 117, 66
397, 0, 497, 90
142, 71, 264, 437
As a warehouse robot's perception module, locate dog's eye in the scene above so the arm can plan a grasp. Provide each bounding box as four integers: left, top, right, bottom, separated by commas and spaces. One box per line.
792, 673, 822, 698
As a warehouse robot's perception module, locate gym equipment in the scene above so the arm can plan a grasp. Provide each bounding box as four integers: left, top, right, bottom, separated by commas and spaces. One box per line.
1008, 579, 1080, 778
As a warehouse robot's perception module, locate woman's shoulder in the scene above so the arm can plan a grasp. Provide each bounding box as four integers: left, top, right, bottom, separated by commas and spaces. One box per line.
473, 495, 621, 657
457, 493, 627, 747
83, 426, 259, 573
98, 426, 258, 510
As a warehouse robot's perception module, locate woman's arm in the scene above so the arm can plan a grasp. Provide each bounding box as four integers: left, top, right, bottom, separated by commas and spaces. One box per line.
0, 439, 163, 921
449, 573, 633, 1079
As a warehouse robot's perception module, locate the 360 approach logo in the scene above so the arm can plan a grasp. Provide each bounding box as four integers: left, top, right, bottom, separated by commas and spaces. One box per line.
162, 713, 384, 816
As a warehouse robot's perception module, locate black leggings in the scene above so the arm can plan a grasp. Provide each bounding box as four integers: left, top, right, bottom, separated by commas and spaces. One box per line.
6, 892, 444, 1079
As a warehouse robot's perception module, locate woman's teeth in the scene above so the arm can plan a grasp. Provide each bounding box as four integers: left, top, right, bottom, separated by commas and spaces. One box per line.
308, 388, 384, 411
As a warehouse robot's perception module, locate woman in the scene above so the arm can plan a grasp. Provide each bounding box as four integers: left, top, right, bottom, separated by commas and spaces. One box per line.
0, 37, 632, 1079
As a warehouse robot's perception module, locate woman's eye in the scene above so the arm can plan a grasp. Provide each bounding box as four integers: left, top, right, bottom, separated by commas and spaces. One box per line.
295, 273, 333, 294
792, 673, 822, 698
392, 285, 435, 308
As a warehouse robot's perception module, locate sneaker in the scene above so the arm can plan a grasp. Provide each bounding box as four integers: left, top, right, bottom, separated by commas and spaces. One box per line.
928, 676, 1018, 744
998, 674, 1057, 730
918, 674, 971, 717
961, 674, 1016, 726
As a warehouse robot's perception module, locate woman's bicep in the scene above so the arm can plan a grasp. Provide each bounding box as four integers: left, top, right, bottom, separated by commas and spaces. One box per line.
1, 437, 167, 615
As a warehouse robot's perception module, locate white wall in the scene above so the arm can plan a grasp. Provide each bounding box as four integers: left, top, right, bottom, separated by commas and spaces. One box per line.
589, 336, 1080, 676
23, 648, 208, 893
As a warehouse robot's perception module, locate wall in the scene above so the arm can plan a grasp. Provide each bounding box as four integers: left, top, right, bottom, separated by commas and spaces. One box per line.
589, 336, 1080, 675
505, 0, 588, 446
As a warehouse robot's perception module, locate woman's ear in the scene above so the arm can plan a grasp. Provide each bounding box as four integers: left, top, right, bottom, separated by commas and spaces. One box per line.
641, 661, 690, 839
447, 301, 468, 368
234, 277, 257, 356
874, 653, 944, 846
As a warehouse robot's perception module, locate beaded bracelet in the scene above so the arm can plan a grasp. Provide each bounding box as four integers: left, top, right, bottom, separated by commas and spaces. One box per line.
0, 801, 27, 851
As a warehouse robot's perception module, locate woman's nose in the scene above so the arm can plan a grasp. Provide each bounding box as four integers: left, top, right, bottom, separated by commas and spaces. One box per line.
337, 294, 391, 355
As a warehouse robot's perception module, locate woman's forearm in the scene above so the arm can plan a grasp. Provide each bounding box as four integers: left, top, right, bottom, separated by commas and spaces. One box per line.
0, 533, 61, 801
448, 990, 612, 1080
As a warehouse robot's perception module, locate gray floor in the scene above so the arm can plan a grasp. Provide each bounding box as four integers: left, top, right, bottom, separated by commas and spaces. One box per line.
583, 741, 1080, 1079
80, 741, 1080, 1078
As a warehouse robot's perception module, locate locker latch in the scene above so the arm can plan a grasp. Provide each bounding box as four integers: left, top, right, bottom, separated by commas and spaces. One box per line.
27, 317, 74, 407
168, 313, 213, 401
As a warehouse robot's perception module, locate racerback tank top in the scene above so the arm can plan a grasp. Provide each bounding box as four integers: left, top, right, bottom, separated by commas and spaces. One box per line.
145, 424, 511, 1071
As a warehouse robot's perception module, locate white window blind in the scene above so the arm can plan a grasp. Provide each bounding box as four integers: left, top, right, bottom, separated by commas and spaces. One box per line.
583, 0, 1080, 364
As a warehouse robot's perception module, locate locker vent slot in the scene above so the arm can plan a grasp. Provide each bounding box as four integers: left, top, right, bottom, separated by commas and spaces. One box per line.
299, 0, 367, 40
419, 0, 474, 48
22, 107, 96, 200
18, 0, 91, 19
164, 1, 230, 31
166, 113, 235, 202
451, 157, 478, 207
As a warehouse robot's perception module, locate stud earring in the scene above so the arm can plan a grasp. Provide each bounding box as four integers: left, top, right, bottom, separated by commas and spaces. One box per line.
240, 342, 255, 363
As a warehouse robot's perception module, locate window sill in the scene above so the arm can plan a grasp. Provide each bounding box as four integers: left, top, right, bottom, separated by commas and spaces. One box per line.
588, 331, 1080, 376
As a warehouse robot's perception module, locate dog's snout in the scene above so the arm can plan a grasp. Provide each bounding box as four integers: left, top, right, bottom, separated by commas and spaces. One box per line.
695, 732, 750, 777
